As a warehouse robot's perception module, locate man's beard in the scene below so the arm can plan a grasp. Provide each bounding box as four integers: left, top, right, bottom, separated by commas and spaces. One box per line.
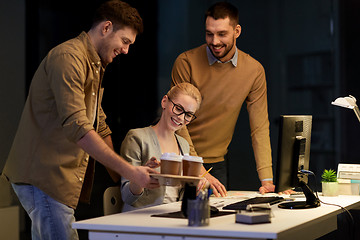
209, 38, 235, 61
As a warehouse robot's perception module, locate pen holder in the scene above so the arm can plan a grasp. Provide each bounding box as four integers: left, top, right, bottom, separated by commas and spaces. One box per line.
187, 198, 210, 226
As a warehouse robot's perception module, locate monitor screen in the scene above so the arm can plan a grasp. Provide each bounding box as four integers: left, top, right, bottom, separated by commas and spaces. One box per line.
274, 115, 320, 209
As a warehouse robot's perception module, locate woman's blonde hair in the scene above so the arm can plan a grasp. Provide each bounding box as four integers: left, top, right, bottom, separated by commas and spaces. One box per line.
167, 83, 202, 110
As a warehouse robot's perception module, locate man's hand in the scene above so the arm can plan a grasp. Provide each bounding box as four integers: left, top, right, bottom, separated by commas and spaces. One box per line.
259, 180, 275, 194
131, 166, 160, 189
259, 180, 295, 195
278, 189, 296, 195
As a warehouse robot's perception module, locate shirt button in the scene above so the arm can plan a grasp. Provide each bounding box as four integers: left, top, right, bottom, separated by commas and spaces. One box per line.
95, 70, 99, 74
79, 177, 83, 182
92, 92, 95, 96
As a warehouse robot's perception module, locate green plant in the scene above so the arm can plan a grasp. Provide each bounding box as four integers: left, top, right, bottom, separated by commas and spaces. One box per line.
321, 169, 337, 182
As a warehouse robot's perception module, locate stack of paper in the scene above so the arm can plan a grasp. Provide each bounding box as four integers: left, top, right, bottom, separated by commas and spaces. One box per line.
337, 164, 360, 195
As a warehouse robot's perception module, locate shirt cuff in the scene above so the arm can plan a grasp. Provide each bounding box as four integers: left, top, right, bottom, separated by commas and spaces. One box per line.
121, 179, 144, 205
261, 178, 273, 182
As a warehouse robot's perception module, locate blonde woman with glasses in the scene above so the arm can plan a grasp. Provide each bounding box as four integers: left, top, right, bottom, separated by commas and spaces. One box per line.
120, 82, 202, 212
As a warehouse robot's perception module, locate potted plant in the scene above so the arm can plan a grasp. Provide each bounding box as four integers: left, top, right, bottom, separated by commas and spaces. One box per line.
321, 169, 338, 196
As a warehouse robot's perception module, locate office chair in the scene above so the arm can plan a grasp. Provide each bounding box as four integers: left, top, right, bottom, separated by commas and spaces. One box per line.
103, 186, 123, 215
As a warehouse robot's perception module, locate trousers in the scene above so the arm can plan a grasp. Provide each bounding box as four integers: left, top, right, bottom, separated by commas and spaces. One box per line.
11, 183, 79, 240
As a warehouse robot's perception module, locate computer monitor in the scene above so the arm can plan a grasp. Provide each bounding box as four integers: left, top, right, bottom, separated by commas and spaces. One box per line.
275, 115, 320, 209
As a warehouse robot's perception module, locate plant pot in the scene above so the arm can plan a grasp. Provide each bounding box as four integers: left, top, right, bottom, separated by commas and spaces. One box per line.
322, 182, 339, 196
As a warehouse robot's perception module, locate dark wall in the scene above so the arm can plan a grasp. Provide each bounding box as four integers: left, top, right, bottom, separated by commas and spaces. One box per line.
341, 0, 360, 163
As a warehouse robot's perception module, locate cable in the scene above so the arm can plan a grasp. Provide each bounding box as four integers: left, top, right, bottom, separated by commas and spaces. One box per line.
317, 198, 355, 240
299, 169, 314, 175
301, 170, 355, 240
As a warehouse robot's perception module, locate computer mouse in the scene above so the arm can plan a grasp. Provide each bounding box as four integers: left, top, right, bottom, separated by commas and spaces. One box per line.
210, 205, 219, 215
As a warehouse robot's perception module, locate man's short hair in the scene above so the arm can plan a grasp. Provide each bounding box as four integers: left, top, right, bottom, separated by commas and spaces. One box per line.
205, 2, 239, 28
92, 0, 143, 34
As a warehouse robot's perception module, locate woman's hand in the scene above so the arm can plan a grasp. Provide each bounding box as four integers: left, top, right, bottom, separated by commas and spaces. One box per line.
196, 173, 227, 197
145, 157, 161, 168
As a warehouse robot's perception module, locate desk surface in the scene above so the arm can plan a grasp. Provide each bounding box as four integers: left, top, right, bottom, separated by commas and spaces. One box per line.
73, 192, 360, 240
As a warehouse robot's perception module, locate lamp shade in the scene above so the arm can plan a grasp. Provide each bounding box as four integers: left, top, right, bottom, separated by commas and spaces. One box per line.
332, 95, 360, 122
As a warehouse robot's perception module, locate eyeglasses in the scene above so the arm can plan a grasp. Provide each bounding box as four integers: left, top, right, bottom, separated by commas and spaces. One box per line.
167, 96, 197, 123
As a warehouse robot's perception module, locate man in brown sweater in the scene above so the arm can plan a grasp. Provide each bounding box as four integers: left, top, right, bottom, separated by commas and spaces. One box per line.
171, 2, 274, 196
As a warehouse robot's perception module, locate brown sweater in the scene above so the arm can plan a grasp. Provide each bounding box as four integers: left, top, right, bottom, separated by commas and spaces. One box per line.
171, 44, 272, 180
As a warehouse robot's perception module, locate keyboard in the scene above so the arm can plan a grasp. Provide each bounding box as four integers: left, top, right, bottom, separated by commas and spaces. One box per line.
223, 196, 285, 210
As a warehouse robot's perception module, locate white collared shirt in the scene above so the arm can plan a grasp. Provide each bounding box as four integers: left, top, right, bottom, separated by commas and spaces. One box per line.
206, 46, 238, 67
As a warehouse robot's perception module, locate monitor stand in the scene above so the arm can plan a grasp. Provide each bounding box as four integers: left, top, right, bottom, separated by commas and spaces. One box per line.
278, 181, 320, 209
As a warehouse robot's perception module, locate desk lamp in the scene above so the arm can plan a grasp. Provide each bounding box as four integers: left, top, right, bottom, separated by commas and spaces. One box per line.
331, 95, 360, 122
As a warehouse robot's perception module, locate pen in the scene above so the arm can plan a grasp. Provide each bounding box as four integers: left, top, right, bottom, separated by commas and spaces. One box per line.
198, 167, 213, 192
201, 167, 213, 178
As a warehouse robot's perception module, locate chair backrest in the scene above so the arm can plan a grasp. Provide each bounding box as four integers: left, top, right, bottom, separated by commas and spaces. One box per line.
103, 186, 124, 215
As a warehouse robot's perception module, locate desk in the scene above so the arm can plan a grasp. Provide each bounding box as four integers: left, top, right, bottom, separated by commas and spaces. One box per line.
73, 192, 360, 240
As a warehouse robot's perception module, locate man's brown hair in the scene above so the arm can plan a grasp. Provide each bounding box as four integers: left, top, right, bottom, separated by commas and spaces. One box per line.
92, 0, 143, 34
205, 2, 239, 28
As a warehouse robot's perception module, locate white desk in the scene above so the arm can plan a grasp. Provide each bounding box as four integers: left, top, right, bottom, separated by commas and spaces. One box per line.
73, 192, 360, 240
